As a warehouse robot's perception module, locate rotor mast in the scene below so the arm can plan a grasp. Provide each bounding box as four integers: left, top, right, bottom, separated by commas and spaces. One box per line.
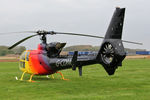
40, 34, 47, 44
37, 30, 49, 44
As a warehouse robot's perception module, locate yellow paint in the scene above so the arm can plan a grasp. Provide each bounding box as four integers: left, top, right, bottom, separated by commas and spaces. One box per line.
19, 50, 33, 74
20, 71, 26, 81
28, 74, 34, 82
51, 74, 54, 79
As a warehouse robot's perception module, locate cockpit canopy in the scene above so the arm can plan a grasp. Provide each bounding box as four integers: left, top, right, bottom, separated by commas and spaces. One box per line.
19, 51, 30, 69
46, 42, 66, 57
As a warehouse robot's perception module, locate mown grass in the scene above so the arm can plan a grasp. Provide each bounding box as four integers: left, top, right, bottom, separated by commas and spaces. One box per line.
0, 59, 150, 100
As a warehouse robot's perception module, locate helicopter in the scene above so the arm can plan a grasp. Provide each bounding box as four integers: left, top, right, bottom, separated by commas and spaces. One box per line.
5, 7, 142, 82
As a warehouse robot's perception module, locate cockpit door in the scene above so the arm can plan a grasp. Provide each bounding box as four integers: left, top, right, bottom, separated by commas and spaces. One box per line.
19, 51, 31, 73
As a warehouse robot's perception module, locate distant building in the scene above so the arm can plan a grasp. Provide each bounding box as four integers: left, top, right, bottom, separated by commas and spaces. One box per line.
68, 51, 98, 56
136, 51, 150, 55
125, 48, 147, 55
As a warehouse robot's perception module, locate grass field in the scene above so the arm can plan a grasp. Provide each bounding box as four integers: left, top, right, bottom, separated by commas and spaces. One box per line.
0, 59, 150, 100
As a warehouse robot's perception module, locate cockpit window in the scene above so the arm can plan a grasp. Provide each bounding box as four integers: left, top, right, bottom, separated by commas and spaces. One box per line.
19, 51, 30, 69
20, 51, 30, 61
26, 52, 30, 61
21, 52, 26, 60
20, 61, 25, 68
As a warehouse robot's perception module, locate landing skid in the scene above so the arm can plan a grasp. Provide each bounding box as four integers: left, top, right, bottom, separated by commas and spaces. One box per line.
47, 72, 69, 80
15, 71, 69, 82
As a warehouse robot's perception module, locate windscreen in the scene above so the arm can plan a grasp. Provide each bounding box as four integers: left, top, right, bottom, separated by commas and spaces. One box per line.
19, 51, 30, 68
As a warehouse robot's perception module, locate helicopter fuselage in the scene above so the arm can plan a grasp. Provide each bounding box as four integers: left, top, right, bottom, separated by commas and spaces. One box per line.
19, 46, 97, 75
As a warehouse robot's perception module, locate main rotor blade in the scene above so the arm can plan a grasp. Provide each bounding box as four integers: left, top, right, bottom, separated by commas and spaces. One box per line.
8, 34, 38, 49
122, 40, 143, 45
54, 32, 143, 45
12, 31, 37, 33
2, 30, 142, 47
54, 32, 104, 39
0, 31, 36, 35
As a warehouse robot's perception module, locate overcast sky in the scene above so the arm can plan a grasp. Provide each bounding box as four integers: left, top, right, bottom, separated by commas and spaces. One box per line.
0, 0, 149, 50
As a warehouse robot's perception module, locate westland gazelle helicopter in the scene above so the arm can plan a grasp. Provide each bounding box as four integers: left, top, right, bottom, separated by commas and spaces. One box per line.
5, 7, 142, 82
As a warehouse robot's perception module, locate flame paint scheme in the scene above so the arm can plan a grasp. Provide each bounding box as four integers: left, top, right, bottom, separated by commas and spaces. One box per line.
19, 44, 98, 75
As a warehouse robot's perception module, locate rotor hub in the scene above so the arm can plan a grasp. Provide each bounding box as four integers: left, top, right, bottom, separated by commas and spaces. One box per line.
37, 30, 56, 35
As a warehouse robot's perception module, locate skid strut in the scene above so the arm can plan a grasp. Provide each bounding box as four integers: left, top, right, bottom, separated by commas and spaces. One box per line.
56, 72, 69, 80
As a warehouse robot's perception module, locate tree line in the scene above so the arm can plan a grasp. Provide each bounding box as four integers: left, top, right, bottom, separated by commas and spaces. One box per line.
0, 46, 26, 56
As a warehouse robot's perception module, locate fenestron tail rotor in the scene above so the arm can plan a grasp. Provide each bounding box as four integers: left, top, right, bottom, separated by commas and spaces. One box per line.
101, 43, 115, 65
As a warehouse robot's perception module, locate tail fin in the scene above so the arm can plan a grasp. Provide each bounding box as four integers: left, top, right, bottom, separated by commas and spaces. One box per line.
105, 7, 125, 39
97, 7, 126, 75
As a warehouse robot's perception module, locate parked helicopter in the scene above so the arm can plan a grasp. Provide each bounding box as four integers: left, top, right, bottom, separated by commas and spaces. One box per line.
5, 7, 142, 82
